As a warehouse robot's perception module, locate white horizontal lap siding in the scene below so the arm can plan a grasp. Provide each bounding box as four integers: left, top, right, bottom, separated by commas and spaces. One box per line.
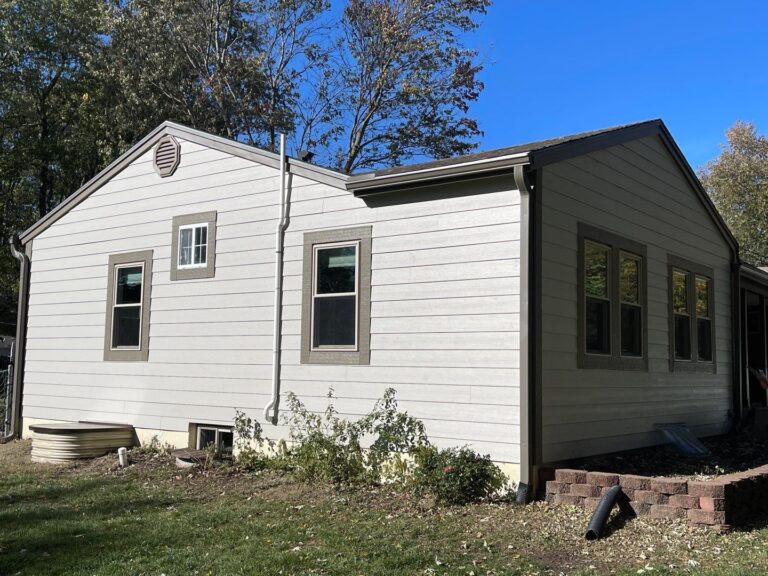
540, 136, 733, 463
279, 175, 522, 463
23, 138, 283, 431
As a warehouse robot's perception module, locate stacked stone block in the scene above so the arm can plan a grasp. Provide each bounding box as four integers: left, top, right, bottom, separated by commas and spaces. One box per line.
545, 465, 768, 531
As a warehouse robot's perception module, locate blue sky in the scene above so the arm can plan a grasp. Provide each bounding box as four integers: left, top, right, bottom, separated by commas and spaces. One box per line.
465, 0, 768, 169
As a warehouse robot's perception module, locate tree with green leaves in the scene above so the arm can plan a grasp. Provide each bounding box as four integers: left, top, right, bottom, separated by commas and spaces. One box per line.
300, 0, 490, 173
0, 0, 490, 331
701, 121, 768, 266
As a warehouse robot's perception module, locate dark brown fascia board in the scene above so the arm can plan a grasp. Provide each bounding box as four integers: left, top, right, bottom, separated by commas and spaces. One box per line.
346, 152, 531, 197
654, 123, 739, 257
739, 262, 768, 285
527, 120, 663, 168
529, 119, 738, 258
19, 121, 348, 245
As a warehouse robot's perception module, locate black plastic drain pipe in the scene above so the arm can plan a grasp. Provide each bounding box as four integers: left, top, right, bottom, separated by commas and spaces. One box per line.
584, 485, 633, 540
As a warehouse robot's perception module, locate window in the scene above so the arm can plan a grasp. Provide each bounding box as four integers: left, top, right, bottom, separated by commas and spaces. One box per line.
301, 226, 372, 365
578, 223, 647, 370
312, 243, 358, 348
170, 211, 217, 280
196, 426, 234, 455
668, 255, 715, 371
178, 223, 207, 268
104, 250, 153, 361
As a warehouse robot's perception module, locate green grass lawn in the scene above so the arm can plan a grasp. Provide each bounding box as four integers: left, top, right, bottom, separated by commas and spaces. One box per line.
1, 441, 768, 576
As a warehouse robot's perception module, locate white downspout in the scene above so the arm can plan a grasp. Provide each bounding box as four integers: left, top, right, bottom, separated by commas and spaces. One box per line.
264, 134, 287, 424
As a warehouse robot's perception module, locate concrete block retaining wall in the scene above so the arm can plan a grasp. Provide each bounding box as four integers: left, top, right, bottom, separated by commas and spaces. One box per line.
545, 465, 768, 530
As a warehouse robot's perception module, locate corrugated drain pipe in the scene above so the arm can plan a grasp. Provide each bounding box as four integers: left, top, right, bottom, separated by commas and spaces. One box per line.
4, 234, 29, 441
263, 134, 288, 424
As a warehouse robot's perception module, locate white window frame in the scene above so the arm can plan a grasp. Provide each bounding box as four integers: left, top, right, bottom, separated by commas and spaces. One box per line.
310, 240, 360, 351
177, 222, 209, 270
196, 426, 234, 453
110, 262, 144, 351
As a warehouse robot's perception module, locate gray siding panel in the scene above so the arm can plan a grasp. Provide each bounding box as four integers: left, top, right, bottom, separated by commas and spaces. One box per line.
23, 140, 522, 464
540, 135, 733, 463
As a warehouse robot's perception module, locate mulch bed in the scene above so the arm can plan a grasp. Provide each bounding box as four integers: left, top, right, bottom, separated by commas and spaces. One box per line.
567, 431, 768, 480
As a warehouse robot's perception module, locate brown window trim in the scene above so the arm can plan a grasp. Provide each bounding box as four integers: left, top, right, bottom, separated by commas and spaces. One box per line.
170, 211, 217, 281
667, 254, 716, 373
577, 223, 648, 371
104, 250, 153, 361
301, 226, 372, 365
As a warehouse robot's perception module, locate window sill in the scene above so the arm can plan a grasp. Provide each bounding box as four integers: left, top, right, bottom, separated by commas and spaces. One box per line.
301, 349, 369, 365
580, 354, 647, 371
670, 360, 716, 374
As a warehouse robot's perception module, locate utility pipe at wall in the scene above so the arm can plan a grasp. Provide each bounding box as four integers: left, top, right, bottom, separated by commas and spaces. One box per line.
4, 234, 29, 441
264, 134, 288, 424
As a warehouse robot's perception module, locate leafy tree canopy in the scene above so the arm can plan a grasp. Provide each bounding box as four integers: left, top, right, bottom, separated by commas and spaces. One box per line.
701, 121, 768, 266
0, 0, 490, 331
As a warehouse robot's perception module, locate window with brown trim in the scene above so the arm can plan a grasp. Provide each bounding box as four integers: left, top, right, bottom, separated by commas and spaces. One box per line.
578, 223, 647, 370
301, 226, 372, 365
171, 211, 217, 280
104, 250, 153, 361
668, 255, 715, 372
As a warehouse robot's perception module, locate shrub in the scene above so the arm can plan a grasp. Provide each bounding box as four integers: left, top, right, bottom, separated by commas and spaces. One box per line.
233, 409, 271, 471
411, 445, 507, 505
279, 387, 428, 486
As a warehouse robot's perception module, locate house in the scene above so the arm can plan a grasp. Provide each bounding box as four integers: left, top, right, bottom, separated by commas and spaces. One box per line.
8, 118, 765, 494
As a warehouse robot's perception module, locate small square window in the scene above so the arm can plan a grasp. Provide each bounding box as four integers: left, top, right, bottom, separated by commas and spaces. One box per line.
196, 426, 234, 454
171, 212, 216, 281
178, 223, 208, 268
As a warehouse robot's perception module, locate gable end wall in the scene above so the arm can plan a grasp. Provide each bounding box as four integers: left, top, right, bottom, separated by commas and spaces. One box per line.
539, 135, 733, 463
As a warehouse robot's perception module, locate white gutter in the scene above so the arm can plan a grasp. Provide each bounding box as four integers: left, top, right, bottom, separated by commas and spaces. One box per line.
264, 134, 288, 424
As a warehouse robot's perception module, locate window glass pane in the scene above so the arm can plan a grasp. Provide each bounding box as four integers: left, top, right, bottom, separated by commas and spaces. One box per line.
621, 304, 642, 357
696, 277, 710, 317
316, 246, 356, 294
195, 225, 207, 247
313, 295, 356, 346
218, 430, 234, 453
197, 245, 207, 265
672, 270, 689, 314
585, 298, 610, 354
179, 228, 193, 266
112, 306, 141, 347
674, 314, 691, 359
620, 255, 640, 304
698, 318, 712, 361
198, 428, 216, 450
584, 242, 609, 299
115, 266, 142, 305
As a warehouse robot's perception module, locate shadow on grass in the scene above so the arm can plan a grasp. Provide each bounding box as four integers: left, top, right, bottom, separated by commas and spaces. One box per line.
0, 474, 179, 575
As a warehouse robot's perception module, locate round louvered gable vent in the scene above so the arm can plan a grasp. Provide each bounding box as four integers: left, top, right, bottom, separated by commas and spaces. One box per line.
154, 135, 181, 177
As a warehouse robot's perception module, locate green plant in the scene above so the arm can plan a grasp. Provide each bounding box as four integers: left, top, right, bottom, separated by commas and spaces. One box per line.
279, 387, 429, 486
411, 445, 507, 505
233, 409, 271, 471
132, 435, 172, 456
